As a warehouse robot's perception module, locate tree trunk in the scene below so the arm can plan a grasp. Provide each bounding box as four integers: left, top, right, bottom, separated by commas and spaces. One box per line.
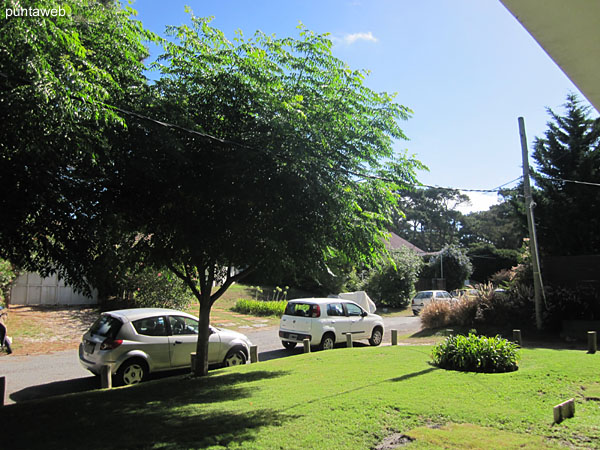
194, 296, 212, 376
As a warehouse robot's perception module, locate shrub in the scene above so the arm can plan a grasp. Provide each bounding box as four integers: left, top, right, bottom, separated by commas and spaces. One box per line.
419, 283, 534, 330
232, 299, 287, 317
431, 332, 519, 373
362, 247, 423, 307
420, 300, 453, 329
120, 267, 194, 310
421, 245, 473, 292
448, 295, 479, 327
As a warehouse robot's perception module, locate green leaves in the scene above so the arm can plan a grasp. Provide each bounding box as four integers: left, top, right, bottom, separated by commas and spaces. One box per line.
432, 332, 520, 373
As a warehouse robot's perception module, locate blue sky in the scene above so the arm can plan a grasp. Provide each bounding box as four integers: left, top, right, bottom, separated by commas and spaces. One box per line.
132, 0, 595, 213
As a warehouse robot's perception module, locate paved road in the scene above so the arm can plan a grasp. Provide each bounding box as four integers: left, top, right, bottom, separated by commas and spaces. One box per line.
1, 315, 419, 405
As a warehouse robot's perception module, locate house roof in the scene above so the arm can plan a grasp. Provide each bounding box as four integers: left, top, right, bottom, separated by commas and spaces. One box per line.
384, 232, 427, 255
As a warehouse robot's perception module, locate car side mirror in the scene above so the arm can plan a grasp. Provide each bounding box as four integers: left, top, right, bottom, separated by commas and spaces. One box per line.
361, 311, 368, 317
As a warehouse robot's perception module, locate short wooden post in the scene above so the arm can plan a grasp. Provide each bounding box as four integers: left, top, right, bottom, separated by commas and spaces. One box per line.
391, 329, 398, 346
345, 333, 353, 348
303, 338, 311, 353
513, 329, 522, 347
190, 352, 197, 375
553, 398, 575, 423
587, 331, 597, 354
250, 345, 259, 363
100, 365, 112, 389
0, 376, 5, 407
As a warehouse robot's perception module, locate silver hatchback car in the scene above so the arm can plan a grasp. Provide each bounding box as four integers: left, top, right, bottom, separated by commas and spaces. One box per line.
79, 308, 252, 385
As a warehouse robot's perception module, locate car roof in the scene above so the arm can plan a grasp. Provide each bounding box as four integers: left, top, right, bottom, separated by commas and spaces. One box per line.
103, 308, 197, 323
287, 298, 359, 305
416, 290, 448, 294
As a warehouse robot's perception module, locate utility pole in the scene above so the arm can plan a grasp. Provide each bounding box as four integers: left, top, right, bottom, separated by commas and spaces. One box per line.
518, 117, 543, 330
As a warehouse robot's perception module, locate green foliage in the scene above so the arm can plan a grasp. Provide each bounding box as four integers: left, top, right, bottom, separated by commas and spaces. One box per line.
467, 243, 520, 283
431, 332, 520, 373
231, 298, 287, 317
531, 94, 600, 256
542, 285, 600, 331
422, 245, 473, 291
0, 258, 20, 303
122, 268, 195, 311
393, 188, 468, 252
0, 0, 157, 291
420, 283, 534, 330
459, 201, 525, 250
362, 247, 423, 307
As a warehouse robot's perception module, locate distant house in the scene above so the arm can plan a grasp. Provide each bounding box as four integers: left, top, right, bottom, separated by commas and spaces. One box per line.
384, 232, 440, 257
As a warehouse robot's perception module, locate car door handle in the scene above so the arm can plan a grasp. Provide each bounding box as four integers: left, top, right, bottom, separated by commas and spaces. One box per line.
174, 340, 183, 345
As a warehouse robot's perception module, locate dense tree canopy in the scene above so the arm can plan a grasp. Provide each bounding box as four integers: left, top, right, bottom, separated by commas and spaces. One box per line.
393, 188, 468, 252
2, 9, 424, 375
531, 94, 600, 256
0, 0, 155, 287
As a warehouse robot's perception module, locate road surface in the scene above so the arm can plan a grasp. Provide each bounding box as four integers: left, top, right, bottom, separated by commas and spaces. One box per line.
1, 315, 420, 405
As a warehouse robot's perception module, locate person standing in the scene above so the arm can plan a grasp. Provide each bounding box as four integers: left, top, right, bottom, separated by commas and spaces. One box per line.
0, 306, 12, 354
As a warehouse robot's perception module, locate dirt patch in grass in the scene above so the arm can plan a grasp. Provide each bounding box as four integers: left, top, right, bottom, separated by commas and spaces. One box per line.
374, 433, 414, 449
1, 305, 99, 356
405, 423, 564, 449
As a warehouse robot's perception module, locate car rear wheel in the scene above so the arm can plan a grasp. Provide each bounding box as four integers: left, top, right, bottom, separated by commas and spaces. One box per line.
117, 359, 147, 386
282, 341, 297, 350
319, 333, 335, 351
369, 328, 383, 346
224, 348, 247, 367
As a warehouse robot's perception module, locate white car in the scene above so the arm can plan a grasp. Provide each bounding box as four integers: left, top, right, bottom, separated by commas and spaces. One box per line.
279, 298, 384, 350
411, 290, 457, 316
79, 308, 252, 385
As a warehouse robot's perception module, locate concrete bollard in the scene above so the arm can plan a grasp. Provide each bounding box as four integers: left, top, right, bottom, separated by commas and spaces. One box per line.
391, 329, 398, 346
346, 333, 353, 348
513, 329, 522, 347
100, 365, 112, 389
588, 331, 597, 354
250, 345, 259, 363
553, 398, 575, 424
190, 352, 197, 375
303, 338, 311, 353
0, 376, 5, 407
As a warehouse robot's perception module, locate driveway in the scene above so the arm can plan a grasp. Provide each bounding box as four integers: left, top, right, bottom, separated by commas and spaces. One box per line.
1, 316, 420, 405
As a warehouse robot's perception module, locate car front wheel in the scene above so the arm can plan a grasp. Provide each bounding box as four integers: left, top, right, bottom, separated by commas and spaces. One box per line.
369, 328, 383, 346
224, 348, 247, 367
117, 359, 147, 386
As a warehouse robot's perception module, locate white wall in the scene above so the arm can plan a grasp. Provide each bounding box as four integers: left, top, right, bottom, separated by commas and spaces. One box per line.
10, 272, 98, 306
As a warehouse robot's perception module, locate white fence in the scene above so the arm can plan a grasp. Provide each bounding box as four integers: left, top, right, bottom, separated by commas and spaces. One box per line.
10, 272, 98, 306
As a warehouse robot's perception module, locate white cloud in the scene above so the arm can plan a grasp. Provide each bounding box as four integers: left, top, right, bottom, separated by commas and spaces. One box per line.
341, 32, 378, 45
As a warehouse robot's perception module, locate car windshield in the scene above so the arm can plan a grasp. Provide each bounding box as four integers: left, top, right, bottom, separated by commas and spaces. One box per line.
89, 315, 122, 339
414, 292, 433, 299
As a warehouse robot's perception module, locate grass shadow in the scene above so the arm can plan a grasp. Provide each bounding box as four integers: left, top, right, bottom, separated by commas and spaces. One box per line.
2, 369, 293, 449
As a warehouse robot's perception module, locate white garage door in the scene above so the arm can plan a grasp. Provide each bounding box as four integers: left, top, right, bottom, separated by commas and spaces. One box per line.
10, 272, 98, 306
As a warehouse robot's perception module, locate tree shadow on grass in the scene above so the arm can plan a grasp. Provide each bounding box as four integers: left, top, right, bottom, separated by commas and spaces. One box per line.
2, 370, 293, 450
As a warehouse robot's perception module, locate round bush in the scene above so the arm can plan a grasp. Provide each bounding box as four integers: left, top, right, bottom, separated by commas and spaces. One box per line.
431, 332, 519, 373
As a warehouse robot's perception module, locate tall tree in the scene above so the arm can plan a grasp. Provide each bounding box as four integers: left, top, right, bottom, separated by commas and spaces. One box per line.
531, 94, 600, 256
0, 0, 155, 287
459, 200, 525, 250
103, 17, 423, 375
393, 188, 468, 252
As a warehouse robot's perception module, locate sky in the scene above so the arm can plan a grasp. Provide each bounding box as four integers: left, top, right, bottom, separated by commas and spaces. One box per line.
132, 0, 596, 213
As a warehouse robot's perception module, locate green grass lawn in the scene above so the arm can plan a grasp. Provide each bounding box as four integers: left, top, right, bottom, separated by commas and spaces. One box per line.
2, 346, 599, 449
